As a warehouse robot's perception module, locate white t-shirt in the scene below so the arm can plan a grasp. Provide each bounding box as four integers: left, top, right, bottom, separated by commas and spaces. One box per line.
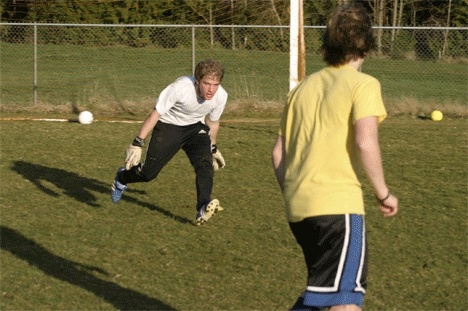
155, 76, 228, 126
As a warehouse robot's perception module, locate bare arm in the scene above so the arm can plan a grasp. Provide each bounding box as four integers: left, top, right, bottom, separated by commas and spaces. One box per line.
355, 116, 398, 217
205, 118, 220, 145
137, 108, 160, 140
271, 135, 286, 191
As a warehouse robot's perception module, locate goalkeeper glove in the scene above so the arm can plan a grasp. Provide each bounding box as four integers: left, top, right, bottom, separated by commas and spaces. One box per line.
211, 144, 226, 171
125, 136, 144, 170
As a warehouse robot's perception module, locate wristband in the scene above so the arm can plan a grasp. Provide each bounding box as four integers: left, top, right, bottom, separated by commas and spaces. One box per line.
211, 144, 217, 154
132, 136, 145, 147
376, 191, 390, 204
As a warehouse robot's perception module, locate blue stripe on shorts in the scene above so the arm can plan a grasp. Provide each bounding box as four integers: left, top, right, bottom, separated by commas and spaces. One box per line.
304, 214, 366, 308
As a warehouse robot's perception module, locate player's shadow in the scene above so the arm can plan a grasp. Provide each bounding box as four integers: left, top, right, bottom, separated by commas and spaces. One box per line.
11, 161, 192, 224
0, 225, 176, 310
124, 196, 193, 225
12, 160, 111, 208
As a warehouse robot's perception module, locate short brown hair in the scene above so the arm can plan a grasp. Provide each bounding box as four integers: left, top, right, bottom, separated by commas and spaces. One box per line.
321, 3, 375, 66
194, 59, 225, 81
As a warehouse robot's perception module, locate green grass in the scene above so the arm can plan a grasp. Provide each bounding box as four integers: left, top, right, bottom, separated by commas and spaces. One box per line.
0, 116, 466, 310
1, 43, 466, 113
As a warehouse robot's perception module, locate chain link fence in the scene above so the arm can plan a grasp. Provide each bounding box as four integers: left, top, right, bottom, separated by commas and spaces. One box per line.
1, 23, 466, 116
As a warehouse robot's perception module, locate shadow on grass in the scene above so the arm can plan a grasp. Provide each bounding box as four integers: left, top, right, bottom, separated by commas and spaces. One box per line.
124, 195, 194, 225
11, 160, 109, 208
0, 226, 176, 310
11, 161, 192, 224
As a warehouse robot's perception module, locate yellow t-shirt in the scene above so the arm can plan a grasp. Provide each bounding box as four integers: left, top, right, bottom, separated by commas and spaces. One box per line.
279, 64, 387, 222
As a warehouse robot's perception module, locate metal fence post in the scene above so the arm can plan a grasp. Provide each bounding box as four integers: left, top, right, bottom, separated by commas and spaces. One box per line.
192, 26, 195, 75
33, 23, 37, 105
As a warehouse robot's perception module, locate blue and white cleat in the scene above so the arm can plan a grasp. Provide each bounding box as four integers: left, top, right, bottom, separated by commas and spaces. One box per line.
195, 199, 220, 226
111, 167, 128, 203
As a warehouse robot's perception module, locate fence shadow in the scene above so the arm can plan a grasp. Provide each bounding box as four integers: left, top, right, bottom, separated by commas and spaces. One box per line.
0, 225, 176, 310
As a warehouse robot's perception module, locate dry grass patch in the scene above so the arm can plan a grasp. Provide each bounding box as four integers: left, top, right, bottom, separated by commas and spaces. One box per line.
0, 98, 155, 120
386, 96, 467, 118
1, 96, 465, 120
224, 97, 284, 118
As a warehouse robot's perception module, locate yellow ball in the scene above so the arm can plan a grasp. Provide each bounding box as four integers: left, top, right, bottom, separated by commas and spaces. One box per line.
431, 110, 443, 121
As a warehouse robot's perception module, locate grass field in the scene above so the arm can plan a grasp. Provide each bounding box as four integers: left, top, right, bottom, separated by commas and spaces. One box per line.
0, 114, 466, 310
1, 43, 467, 116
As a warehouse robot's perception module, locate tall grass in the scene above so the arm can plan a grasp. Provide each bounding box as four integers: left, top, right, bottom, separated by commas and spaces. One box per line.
0, 116, 466, 310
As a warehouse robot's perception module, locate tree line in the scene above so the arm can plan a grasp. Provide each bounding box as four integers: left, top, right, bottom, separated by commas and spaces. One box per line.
1, 0, 466, 28
1, 0, 465, 59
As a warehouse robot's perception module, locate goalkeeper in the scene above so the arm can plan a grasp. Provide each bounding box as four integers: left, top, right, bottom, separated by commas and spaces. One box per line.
111, 59, 227, 226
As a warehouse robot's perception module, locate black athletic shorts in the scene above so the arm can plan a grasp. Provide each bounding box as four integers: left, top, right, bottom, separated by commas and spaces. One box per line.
289, 214, 368, 308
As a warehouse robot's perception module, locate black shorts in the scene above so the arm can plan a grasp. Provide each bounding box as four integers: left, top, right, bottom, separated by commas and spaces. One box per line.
289, 214, 368, 308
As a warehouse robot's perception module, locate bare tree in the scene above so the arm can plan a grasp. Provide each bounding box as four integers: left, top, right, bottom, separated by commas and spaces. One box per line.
185, 0, 213, 46
397, 0, 403, 34
442, 0, 452, 57
390, 0, 398, 52
376, 0, 385, 55
389, 0, 404, 52
231, 0, 235, 49
270, 0, 284, 40
209, 2, 213, 45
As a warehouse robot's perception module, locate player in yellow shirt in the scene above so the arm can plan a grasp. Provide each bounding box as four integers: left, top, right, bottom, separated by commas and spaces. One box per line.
272, 3, 399, 310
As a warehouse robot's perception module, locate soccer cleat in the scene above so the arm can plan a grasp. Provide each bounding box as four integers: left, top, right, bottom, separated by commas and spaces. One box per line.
195, 199, 220, 226
111, 167, 128, 203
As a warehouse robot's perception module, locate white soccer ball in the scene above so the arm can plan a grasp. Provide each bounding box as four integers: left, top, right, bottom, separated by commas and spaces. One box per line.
78, 111, 94, 124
